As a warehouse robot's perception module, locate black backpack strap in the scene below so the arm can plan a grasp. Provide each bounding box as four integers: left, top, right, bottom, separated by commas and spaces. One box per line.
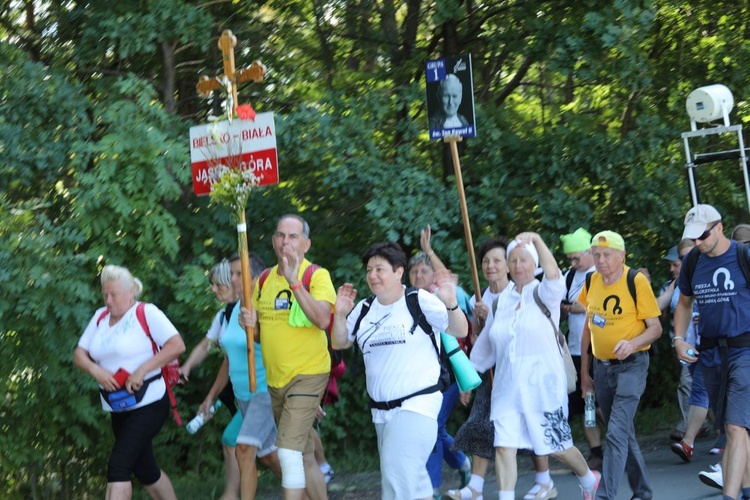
683, 246, 701, 290
584, 270, 595, 294
404, 287, 438, 354
737, 242, 750, 286
349, 296, 375, 343
626, 267, 638, 305
565, 269, 575, 297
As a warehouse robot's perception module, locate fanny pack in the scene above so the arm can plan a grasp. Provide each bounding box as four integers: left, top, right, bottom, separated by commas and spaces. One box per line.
100, 373, 161, 411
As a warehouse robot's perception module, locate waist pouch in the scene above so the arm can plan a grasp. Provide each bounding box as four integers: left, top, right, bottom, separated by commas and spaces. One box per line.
100, 373, 161, 411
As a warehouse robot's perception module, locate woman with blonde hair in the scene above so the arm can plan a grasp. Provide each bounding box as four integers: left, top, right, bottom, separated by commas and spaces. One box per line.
74, 265, 185, 499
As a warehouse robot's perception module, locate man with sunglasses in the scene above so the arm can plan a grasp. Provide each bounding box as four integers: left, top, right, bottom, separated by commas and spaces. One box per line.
674, 204, 750, 500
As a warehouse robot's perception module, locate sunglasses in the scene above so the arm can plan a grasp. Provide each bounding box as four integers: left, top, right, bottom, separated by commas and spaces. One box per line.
692, 221, 720, 242
569, 251, 589, 264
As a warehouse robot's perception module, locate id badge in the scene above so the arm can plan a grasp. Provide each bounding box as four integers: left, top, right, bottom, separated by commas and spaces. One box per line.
275, 297, 290, 310
592, 313, 606, 328
108, 388, 137, 411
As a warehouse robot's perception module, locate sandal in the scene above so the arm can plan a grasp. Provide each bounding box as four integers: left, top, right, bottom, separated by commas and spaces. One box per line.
444, 485, 483, 500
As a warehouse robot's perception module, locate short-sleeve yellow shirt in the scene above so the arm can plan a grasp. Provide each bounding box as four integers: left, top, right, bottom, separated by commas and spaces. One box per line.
254, 259, 337, 388
578, 266, 661, 360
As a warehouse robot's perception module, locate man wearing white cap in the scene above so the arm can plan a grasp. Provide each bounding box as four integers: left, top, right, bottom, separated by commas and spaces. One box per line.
674, 204, 750, 500
579, 230, 662, 500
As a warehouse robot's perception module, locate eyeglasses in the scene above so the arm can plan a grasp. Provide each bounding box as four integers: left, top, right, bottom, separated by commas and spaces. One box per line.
569, 251, 589, 264
692, 221, 720, 242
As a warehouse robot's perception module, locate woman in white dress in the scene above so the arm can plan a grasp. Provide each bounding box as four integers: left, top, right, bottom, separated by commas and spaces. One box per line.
470, 233, 600, 500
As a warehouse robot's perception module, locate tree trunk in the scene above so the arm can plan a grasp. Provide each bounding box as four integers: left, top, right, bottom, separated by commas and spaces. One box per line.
161, 41, 177, 114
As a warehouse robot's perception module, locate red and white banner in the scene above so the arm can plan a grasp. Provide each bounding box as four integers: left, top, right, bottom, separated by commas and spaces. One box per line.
190, 112, 279, 196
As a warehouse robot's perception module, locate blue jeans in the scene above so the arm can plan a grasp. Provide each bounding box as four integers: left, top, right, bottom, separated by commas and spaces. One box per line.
594, 353, 652, 500
427, 382, 467, 488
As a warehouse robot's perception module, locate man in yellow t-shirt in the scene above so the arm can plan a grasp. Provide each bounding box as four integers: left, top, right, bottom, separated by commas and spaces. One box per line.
251, 214, 336, 500
578, 231, 662, 500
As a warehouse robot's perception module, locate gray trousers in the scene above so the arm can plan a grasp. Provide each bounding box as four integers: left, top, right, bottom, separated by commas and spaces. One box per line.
594, 352, 652, 500
676, 363, 693, 432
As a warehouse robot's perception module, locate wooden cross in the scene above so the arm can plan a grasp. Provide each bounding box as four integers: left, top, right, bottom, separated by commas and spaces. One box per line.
196, 29, 267, 392
196, 29, 267, 115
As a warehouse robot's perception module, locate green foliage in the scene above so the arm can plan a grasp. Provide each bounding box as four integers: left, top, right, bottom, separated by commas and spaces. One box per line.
4, 0, 750, 495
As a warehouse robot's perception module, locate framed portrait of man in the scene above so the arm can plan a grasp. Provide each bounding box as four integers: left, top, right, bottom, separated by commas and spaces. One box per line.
425, 54, 476, 140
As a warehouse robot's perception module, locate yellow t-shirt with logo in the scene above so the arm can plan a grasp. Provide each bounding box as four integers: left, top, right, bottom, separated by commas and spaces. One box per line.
254, 259, 336, 388
577, 266, 661, 360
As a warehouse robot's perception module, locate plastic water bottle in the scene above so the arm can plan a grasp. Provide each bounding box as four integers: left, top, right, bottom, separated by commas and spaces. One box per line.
186, 400, 222, 434
680, 348, 696, 366
584, 392, 596, 428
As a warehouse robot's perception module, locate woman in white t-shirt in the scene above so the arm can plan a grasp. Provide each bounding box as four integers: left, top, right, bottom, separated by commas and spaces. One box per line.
470, 233, 600, 500
74, 265, 185, 500
331, 242, 468, 500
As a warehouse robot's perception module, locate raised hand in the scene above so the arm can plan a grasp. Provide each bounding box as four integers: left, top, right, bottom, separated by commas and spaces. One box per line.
433, 268, 458, 306
335, 283, 357, 317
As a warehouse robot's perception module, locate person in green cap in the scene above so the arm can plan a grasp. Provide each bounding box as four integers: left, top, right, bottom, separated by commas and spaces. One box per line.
579, 231, 662, 500
559, 228, 604, 471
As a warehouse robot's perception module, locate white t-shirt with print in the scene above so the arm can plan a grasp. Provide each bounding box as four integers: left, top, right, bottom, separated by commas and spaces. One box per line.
564, 266, 595, 356
347, 287, 449, 424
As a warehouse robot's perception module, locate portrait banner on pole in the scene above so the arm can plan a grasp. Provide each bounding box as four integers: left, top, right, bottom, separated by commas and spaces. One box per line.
425, 54, 476, 140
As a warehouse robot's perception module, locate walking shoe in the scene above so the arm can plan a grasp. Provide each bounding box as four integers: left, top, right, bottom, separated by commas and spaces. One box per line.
696, 424, 712, 439
698, 463, 723, 490
323, 467, 335, 485
709, 446, 724, 455
524, 480, 557, 499
669, 428, 685, 442
586, 453, 603, 470
581, 470, 601, 500
445, 485, 483, 500
670, 441, 694, 462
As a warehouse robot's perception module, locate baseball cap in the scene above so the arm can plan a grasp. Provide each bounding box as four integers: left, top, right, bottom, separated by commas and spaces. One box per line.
663, 245, 679, 262
682, 204, 722, 240
561, 228, 592, 254
590, 230, 625, 251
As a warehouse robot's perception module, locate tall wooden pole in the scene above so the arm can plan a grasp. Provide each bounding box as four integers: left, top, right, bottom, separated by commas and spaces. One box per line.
237, 212, 256, 393
197, 29, 265, 392
445, 136, 482, 302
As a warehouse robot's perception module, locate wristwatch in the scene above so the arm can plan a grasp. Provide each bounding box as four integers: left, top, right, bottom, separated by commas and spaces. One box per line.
671, 336, 685, 348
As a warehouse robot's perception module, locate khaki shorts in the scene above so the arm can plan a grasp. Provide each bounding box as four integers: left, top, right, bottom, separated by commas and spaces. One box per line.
269, 373, 328, 453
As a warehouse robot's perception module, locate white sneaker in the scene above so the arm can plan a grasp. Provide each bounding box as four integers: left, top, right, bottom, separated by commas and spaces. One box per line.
323, 468, 335, 485
698, 463, 722, 490
524, 481, 558, 499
